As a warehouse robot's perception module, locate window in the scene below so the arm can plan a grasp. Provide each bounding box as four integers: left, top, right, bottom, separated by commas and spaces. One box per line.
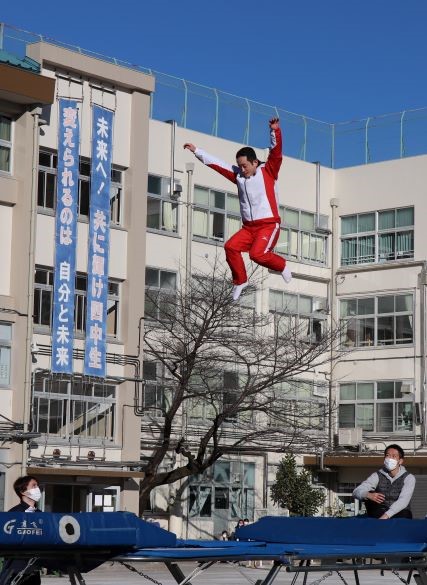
268, 380, 327, 431
269, 290, 327, 343
339, 380, 414, 433
147, 174, 178, 233
33, 374, 116, 441
277, 206, 328, 265
189, 461, 255, 520
188, 370, 252, 425
193, 185, 240, 242
0, 115, 12, 173
0, 323, 12, 387
340, 293, 413, 347
34, 266, 120, 338
141, 361, 171, 418
38, 150, 124, 225
341, 207, 414, 266
144, 267, 177, 321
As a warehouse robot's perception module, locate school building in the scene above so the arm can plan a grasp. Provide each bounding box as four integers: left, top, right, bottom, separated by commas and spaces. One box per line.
1, 29, 427, 536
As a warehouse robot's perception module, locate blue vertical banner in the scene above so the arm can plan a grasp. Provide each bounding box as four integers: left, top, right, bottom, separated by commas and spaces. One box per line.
84, 105, 114, 377
52, 99, 80, 374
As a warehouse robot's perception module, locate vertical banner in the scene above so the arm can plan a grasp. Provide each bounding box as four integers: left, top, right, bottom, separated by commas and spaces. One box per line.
52, 99, 80, 374
84, 105, 114, 377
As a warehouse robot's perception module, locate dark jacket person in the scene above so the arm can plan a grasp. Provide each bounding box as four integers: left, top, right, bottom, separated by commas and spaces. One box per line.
352, 444, 415, 519
0, 476, 42, 585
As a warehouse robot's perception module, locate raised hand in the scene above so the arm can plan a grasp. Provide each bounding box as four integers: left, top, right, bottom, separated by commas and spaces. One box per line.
183, 143, 196, 152
269, 117, 280, 130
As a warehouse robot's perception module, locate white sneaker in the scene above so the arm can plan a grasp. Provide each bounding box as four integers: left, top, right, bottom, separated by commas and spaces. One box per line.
282, 266, 292, 284
232, 282, 248, 301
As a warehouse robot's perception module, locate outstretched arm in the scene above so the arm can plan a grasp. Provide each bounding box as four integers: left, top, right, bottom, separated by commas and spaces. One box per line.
264, 117, 283, 179
183, 143, 237, 184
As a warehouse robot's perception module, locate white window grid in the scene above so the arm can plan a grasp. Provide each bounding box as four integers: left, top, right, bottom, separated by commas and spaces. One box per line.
33, 374, 116, 441
338, 380, 414, 434
340, 206, 414, 266
192, 185, 240, 243
340, 292, 414, 348
277, 205, 328, 266
0, 322, 12, 387
33, 266, 120, 338
147, 174, 179, 233
0, 115, 12, 174
37, 149, 123, 225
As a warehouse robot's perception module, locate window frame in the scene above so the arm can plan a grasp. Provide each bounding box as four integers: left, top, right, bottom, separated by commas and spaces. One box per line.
338, 380, 414, 434
37, 149, 124, 226
0, 114, 12, 174
269, 289, 327, 344
144, 267, 177, 322
340, 292, 414, 348
340, 206, 414, 266
33, 266, 121, 339
0, 322, 12, 388
33, 374, 116, 442
192, 184, 241, 244
277, 205, 328, 266
146, 174, 179, 234
267, 379, 327, 431
188, 461, 255, 520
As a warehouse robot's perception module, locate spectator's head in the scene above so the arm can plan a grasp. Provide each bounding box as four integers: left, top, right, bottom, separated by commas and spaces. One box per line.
383, 444, 404, 473
243, 518, 249, 525
237, 518, 245, 527
384, 444, 404, 460
13, 475, 41, 504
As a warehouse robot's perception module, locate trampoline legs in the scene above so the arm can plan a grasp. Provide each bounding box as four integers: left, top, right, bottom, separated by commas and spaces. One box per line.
258, 561, 282, 585
414, 570, 427, 585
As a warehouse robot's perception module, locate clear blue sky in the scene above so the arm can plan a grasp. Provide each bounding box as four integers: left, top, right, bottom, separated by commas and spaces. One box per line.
1, 0, 426, 123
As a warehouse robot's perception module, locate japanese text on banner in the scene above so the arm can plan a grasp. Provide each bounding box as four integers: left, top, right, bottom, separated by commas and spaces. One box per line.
51, 100, 80, 374
84, 106, 114, 377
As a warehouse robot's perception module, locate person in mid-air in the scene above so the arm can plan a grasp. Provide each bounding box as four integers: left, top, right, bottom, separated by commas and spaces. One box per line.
184, 117, 292, 301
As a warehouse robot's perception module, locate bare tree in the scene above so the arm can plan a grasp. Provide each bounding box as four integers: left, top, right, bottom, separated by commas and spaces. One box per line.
138, 260, 343, 511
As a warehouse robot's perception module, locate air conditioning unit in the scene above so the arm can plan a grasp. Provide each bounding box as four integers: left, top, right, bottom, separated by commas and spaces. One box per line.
338, 427, 363, 447
313, 298, 327, 312
313, 385, 328, 398
400, 383, 412, 395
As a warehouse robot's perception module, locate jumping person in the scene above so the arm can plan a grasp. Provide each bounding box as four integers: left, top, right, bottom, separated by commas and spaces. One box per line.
0, 476, 42, 585
352, 444, 415, 519
184, 118, 292, 301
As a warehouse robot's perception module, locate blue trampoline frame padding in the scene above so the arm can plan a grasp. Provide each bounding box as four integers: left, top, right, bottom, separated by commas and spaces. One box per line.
1, 513, 427, 585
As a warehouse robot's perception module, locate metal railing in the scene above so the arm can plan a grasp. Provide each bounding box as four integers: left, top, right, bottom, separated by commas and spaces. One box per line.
2, 22, 427, 169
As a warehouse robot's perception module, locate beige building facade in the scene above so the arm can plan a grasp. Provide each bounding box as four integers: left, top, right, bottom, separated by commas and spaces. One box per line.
0, 42, 153, 513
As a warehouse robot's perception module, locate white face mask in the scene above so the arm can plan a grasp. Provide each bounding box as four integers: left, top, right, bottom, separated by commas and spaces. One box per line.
26, 487, 41, 503
384, 457, 398, 472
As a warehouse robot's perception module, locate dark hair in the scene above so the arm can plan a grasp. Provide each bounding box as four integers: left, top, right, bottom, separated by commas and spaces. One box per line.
13, 475, 38, 499
385, 444, 404, 459
236, 146, 258, 163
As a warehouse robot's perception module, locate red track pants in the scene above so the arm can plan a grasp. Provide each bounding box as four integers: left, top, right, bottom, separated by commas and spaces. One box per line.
224, 222, 286, 285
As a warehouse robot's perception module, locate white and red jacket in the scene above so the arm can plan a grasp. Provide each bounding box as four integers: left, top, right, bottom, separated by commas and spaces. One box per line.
194, 127, 283, 227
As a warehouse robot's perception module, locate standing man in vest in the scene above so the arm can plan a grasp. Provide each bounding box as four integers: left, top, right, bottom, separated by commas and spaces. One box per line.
184, 118, 292, 301
353, 444, 415, 519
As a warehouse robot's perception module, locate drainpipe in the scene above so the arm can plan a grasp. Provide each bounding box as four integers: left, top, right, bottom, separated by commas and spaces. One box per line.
315, 161, 321, 229
185, 163, 194, 283
168, 120, 177, 199
329, 197, 340, 448
22, 106, 42, 474
420, 263, 427, 445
